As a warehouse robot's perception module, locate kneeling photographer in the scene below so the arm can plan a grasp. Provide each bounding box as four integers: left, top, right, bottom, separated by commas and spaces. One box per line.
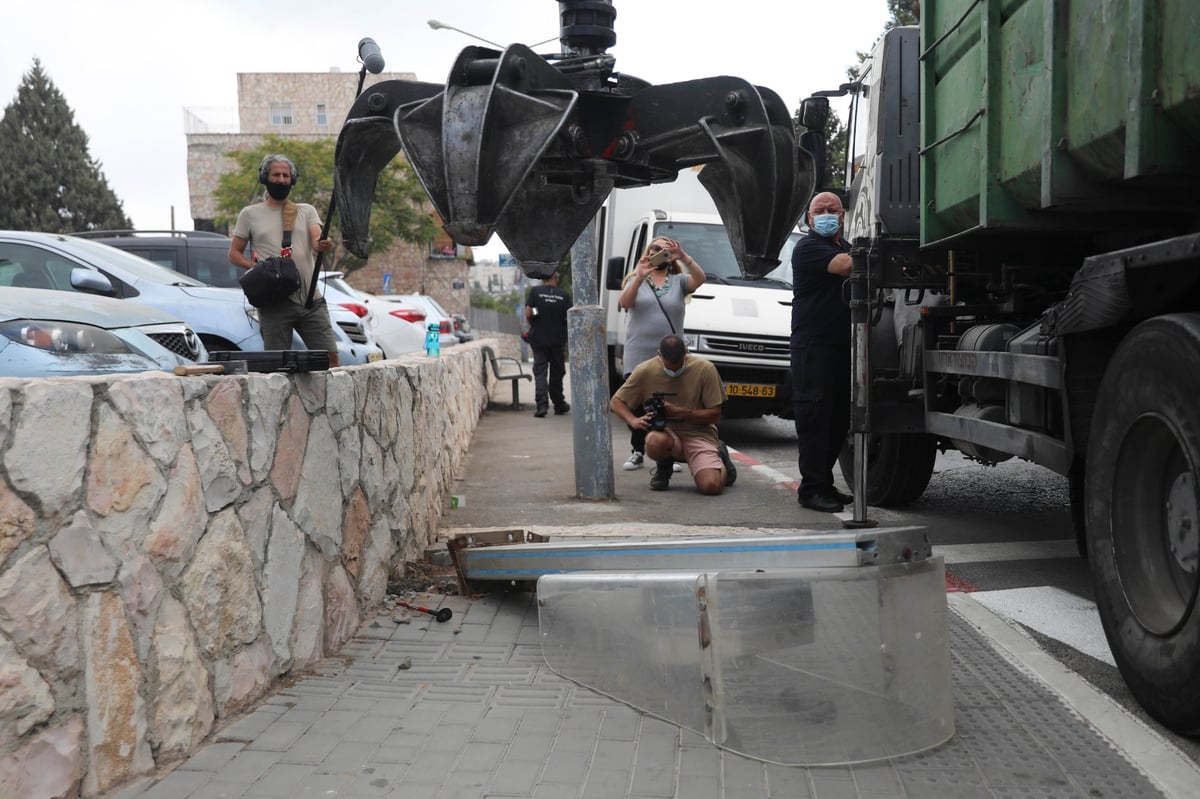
609, 335, 737, 494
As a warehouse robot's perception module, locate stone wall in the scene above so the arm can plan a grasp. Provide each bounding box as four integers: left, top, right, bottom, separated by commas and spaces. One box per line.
0, 342, 494, 798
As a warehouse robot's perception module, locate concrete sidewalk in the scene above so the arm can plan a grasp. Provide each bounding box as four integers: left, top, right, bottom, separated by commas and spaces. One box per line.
113, 365, 1200, 799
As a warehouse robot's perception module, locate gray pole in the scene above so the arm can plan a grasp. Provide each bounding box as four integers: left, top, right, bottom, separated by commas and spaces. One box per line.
845, 238, 876, 529
567, 218, 615, 498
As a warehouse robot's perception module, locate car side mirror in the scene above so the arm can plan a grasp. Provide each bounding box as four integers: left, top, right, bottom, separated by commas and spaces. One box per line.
70, 267, 116, 296
799, 96, 830, 132
605, 255, 626, 292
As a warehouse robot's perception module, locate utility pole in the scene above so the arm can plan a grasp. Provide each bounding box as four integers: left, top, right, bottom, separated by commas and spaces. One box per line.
567, 219, 615, 498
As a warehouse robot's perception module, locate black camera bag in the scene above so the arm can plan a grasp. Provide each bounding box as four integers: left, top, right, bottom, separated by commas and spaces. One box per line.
238, 201, 302, 308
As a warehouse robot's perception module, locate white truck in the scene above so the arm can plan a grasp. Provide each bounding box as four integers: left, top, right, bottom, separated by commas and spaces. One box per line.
597, 166, 802, 419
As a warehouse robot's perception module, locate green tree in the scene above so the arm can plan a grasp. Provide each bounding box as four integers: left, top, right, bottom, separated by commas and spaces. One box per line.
213, 134, 438, 275
0, 59, 131, 232
888, 0, 919, 26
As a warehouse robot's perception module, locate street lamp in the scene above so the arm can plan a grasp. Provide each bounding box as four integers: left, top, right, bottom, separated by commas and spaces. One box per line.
427, 19, 559, 50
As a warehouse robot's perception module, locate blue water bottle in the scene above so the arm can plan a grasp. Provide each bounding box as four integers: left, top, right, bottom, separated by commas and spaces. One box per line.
425, 323, 440, 357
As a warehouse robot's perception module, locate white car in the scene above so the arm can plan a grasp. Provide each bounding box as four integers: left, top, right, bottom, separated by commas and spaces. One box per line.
376, 293, 460, 350
318, 273, 425, 358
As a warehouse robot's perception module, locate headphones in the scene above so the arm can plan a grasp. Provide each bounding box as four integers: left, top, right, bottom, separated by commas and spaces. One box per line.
257, 155, 298, 186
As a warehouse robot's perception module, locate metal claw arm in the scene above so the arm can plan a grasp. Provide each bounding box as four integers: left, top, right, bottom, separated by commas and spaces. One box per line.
333, 79, 444, 258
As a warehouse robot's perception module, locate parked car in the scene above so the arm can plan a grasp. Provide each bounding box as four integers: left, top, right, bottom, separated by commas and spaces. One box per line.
0, 231, 377, 365
74, 229, 243, 288
0, 286, 205, 377
377, 293, 460, 349
450, 312, 474, 343
318, 273, 425, 358
78, 230, 382, 364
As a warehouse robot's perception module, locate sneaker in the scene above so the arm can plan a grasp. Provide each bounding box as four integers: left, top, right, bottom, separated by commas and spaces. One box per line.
649, 460, 674, 490
534, 408, 547, 418
623, 451, 645, 471
672, 462, 682, 472
554, 403, 570, 415
717, 441, 737, 486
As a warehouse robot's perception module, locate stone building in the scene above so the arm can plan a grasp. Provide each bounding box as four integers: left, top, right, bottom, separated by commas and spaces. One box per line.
184, 71, 470, 313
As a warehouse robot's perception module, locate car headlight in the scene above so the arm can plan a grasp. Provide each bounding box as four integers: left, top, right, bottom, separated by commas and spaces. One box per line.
0, 320, 137, 354
683, 334, 701, 350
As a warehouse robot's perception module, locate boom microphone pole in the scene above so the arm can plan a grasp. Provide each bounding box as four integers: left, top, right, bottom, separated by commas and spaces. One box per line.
306, 37, 386, 309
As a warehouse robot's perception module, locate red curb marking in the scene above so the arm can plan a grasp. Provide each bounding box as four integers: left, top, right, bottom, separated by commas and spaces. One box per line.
946, 571, 977, 593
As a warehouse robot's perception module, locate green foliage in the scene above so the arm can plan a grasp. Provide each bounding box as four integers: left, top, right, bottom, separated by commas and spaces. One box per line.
213, 134, 438, 274
0, 59, 131, 232
471, 288, 522, 314
888, 0, 920, 27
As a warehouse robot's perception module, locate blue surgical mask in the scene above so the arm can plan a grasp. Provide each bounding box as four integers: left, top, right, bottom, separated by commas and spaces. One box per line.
663, 364, 686, 378
813, 213, 840, 237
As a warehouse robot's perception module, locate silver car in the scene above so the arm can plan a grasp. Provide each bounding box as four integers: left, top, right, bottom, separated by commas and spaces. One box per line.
0, 286, 204, 377
0, 231, 378, 365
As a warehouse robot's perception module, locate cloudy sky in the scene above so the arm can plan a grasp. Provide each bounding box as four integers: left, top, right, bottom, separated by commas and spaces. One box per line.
2, 0, 891, 261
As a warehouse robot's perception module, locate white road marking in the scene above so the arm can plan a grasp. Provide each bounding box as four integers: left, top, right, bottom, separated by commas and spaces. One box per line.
969, 586, 1115, 666
937, 539, 1080, 564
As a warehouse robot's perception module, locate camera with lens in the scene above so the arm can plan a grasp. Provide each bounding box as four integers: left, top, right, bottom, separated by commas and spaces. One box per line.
644, 391, 675, 432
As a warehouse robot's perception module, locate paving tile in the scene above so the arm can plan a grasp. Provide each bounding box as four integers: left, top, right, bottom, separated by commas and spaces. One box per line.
488, 758, 543, 796
125, 592, 1172, 799
176, 741, 246, 773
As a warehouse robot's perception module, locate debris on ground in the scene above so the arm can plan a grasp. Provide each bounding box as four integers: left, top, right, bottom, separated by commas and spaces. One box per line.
387, 558, 460, 596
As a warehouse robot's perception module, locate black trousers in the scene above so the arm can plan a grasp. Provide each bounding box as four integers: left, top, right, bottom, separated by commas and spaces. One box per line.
790, 343, 851, 498
532, 344, 567, 411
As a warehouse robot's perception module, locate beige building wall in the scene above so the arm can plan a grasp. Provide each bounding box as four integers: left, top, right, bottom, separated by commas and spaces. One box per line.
184, 70, 470, 314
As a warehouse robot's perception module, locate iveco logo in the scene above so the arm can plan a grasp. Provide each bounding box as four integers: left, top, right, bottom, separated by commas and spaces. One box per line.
737, 343, 766, 352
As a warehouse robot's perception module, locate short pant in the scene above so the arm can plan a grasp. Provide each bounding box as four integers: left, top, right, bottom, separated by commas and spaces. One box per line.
658, 428, 722, 474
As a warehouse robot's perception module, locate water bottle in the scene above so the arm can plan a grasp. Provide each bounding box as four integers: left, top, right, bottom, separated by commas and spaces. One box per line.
425, 322, 440, 357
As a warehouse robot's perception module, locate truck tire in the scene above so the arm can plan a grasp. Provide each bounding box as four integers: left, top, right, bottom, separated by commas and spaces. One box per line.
838, 432, 937, 507
1086, 314, 1200, 735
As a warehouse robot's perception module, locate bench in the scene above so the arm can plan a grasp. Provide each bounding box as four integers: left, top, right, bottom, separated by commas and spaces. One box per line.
481, 346, 532, 410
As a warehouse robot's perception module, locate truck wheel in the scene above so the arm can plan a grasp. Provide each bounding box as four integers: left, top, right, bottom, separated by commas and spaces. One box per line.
1086, 314, 1200, 735
838, 432, 937, 507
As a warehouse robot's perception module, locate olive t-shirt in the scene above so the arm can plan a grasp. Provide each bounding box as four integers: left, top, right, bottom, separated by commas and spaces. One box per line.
233, 202, 323, 305
614, 354, 725, 447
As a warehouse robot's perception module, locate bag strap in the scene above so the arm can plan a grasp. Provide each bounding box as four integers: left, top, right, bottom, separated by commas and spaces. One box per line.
649, 280, 677, 334
280, 200, 296, 256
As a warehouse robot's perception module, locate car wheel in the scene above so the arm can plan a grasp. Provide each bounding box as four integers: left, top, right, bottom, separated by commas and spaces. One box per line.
838, 432, 937, 507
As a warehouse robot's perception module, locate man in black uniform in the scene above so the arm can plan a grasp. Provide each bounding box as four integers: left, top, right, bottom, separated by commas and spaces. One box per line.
790, 192, 854, 512
525, 270, 573, 417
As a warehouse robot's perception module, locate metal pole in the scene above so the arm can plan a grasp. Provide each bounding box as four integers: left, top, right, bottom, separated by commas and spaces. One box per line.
567, 217, 615, 498
844, 238, 876, 529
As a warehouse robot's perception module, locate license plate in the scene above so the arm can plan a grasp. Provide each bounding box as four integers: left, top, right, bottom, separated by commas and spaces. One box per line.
725, 382, 776, 398
368, 352, 383, 362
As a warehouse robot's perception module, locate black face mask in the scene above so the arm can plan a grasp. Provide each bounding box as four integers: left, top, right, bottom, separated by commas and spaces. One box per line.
265, 182, 292, 201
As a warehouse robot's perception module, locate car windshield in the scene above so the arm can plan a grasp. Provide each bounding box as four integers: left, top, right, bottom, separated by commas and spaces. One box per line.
422, 296, 450, 317
63, 237, 207, 286
652, 221, 800, 286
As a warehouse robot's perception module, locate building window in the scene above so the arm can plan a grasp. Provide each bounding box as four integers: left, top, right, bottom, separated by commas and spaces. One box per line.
316, 102, 328, 127
269, 102, 294, 126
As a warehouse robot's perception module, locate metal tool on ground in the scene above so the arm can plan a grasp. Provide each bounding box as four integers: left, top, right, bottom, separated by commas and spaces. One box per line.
396, 600, 452, 623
